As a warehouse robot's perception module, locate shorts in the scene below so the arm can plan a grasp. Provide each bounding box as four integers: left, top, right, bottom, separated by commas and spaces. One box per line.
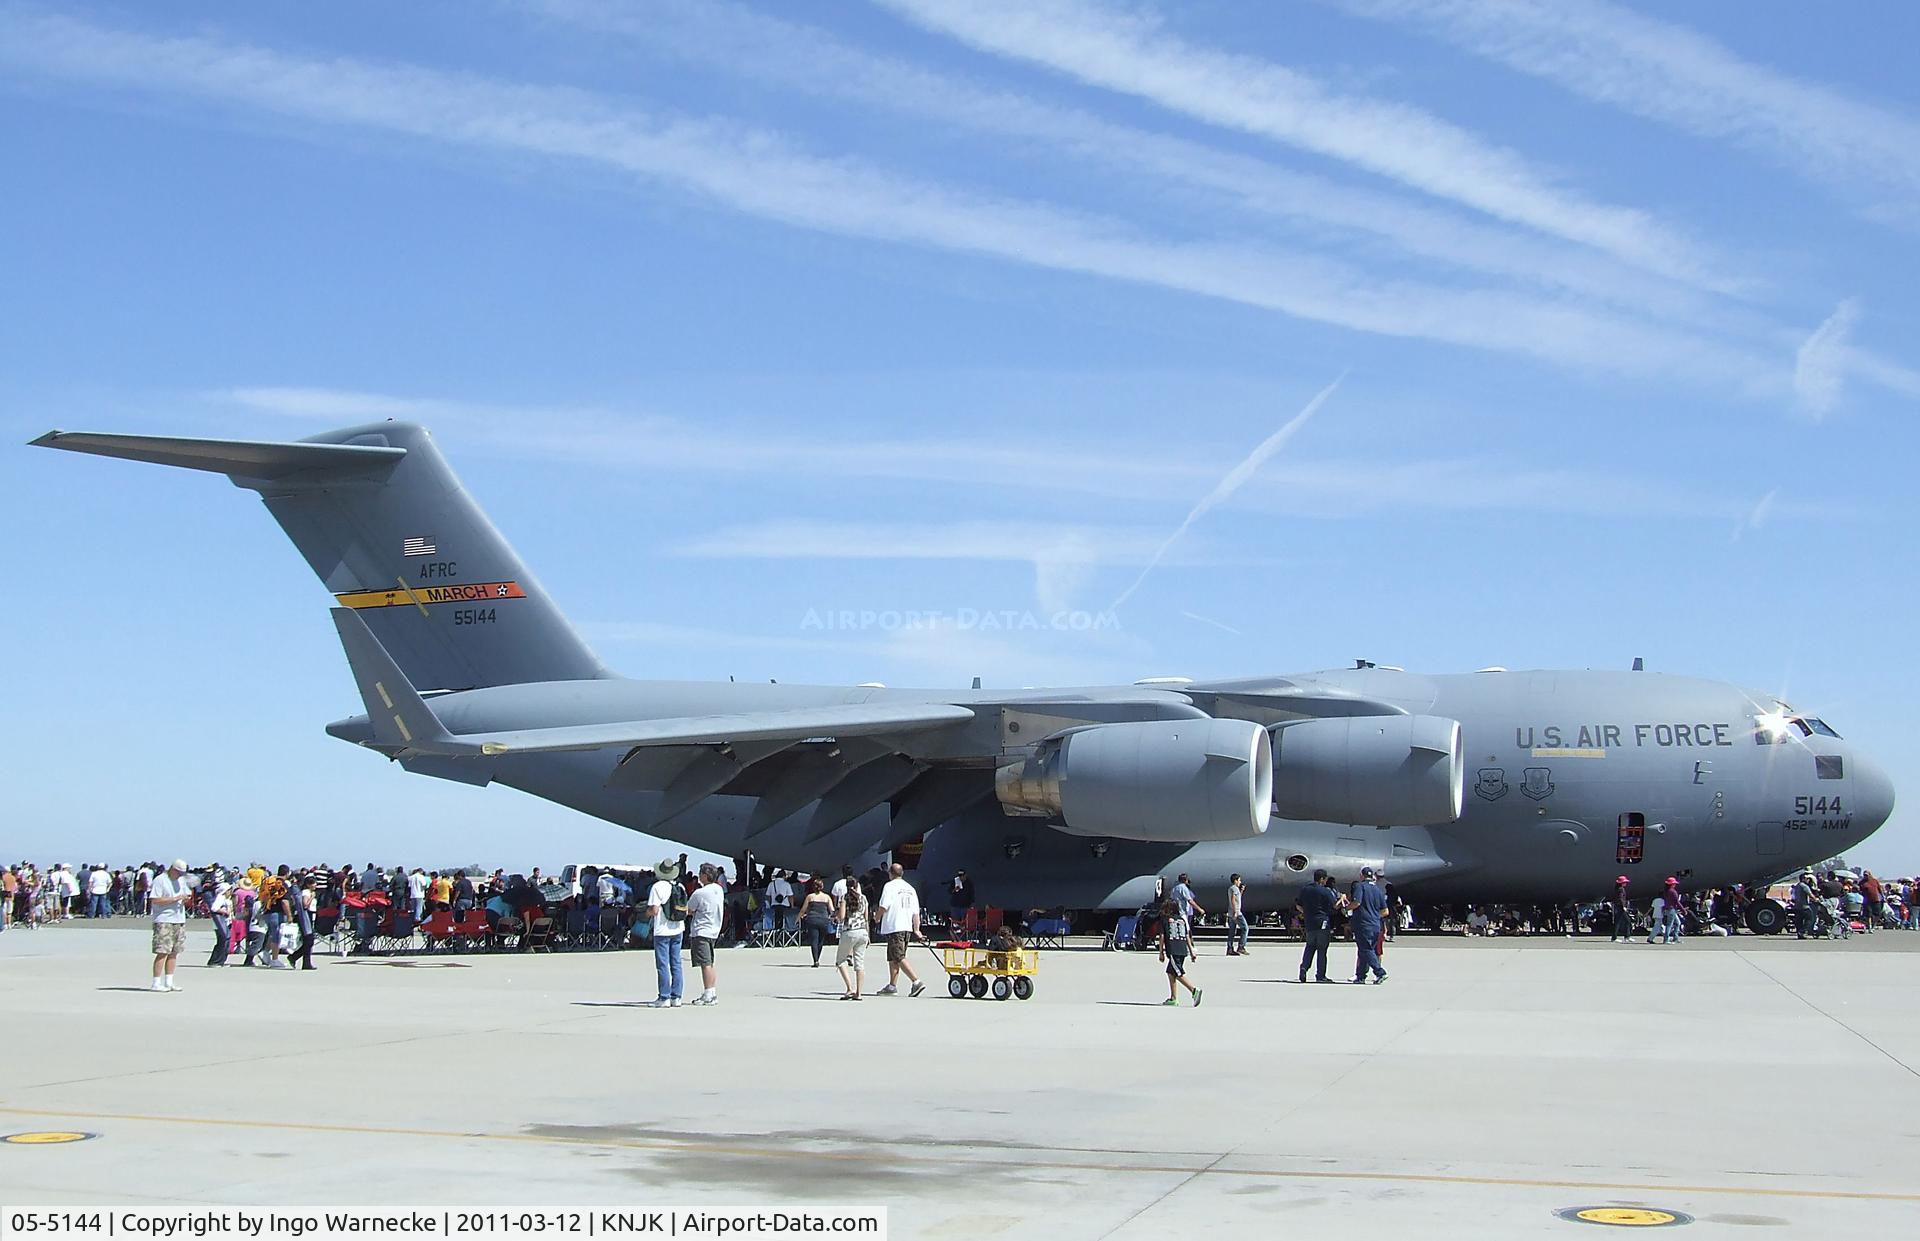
1165, 947, 1189, 977
886, 931, 911, 963
836, 930, 868, 969
152, 922, 187, 957
689, 937, 715, 967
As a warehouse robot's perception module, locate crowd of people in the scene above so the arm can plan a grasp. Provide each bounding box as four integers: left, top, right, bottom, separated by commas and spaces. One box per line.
8, 855, 1912, 1004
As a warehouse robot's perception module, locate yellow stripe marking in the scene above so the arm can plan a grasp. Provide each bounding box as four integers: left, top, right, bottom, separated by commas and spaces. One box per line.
0, 1105, 1911, 1204
375, 682, 394, 710
334, 580, 527, 611
1532, 747, 1607, 759
393, 715, 413, 743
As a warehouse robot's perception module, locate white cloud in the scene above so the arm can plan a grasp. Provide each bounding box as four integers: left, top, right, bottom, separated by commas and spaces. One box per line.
0, 12, 1774, 385
668, 520, 1240, 567
1731, 488, 1779, 543
874, 0, 1726, 284
538, 0, 1736, 315
218, 385, 1212, 499
1341, 0, 1920, 215
211, 385, 1827, 522
1794, 298, 1862, 419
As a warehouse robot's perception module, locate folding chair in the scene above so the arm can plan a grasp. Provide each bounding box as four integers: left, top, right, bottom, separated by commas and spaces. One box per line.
523, 915, 555, 952
561, 907, 587, 949
451, 910, 491, 951
1026, 916, 1069, 950
1104, 914, 1139, 950
597, 908, 624, 949
420, 911, 457, 951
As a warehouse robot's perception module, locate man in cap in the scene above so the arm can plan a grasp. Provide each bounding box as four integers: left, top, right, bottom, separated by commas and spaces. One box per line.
684, 864, 725, 1006
875, 863, 927, 997
1350, 866, 1389, 984
148, 859, 192, 992
646, 857, 687, 1008
1294, 869, 1342, 982
1792, 871, 1820, 938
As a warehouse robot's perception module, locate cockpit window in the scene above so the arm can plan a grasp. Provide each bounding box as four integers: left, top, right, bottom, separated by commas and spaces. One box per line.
1756, 715, 1840, 743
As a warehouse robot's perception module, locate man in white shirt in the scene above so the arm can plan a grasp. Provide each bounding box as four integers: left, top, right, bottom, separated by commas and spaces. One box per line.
766, 871, 794, 933
647, 857, 687, 1008
406, 867, 428, 923
148, 859, 191, 992
875, 863, 926, 997
87, 864, 113, 919
684, 865, 726, 1006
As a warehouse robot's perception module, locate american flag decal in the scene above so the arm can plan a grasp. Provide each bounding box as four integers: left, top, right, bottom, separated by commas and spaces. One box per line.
402, 536, 436, 557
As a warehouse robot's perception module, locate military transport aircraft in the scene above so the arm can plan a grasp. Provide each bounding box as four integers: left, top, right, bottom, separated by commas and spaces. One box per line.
33, 422, 1894, 933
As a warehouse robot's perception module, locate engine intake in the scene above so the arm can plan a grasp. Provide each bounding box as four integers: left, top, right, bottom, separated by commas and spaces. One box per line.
1270, 714, 1465, 825
994, 718, 1273, 842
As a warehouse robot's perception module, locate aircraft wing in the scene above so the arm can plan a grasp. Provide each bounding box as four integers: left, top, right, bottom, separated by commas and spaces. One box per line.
329, 607, 972, 758
1180, 678, 1408, 719
435, 702, 976, 757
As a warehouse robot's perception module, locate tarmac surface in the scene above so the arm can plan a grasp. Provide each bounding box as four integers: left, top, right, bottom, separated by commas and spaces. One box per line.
3, 921, 1917, 1238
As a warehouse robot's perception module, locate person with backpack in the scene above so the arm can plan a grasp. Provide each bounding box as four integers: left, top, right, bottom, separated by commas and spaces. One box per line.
646, 857, 688, 1008
1157, 898, 1202, 1007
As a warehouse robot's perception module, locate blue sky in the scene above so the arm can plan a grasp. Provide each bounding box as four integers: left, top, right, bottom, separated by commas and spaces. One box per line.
3, 0, 1915, 875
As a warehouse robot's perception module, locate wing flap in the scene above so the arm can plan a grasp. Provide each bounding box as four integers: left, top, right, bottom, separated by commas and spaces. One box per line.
432, 701, 976, 757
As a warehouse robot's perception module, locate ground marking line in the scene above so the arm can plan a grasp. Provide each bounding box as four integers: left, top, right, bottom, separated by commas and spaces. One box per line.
1731, 949, 1919, 1081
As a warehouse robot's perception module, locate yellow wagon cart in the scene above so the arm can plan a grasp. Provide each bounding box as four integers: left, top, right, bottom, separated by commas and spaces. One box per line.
927, 939, 1038, 1000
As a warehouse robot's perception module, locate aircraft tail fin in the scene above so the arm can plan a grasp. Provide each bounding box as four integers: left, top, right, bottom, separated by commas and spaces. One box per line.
32, 422, 609, 691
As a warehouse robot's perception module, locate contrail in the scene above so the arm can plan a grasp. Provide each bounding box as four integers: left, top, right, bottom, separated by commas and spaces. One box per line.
1180, 609, 1244, 636
1109, 372, 1344, 611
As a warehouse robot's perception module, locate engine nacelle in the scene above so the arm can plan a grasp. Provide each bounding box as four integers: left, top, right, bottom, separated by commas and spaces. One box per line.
994, 718, 1273, 842
1270, 714, 1465, 825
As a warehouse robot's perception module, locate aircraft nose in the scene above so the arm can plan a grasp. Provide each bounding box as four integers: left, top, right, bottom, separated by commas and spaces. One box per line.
1852, 752, 1896, 838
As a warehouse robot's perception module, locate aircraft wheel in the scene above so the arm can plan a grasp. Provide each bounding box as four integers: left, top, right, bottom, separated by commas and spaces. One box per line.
991, 977, 1012, 1001
1012, 976, 1034, 1000
1747, 899, 1786, 936
947, 975, 967, 999
968, 974, 989, 999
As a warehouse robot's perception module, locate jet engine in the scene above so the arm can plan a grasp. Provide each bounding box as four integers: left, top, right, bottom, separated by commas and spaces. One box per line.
994, 718, 1273, 842
1270, 714, 1465, 826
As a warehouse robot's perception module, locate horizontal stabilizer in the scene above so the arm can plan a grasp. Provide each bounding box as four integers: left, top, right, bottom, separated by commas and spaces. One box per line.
429, 702, 975, 757
330, 608, 456, 752
31, 430, 405, 481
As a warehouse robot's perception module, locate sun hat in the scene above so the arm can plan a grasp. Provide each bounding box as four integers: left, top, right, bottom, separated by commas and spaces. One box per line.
655, 857, 681, 880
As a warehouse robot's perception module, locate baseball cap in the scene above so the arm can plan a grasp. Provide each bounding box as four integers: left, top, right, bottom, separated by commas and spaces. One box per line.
170, 858, 189, 872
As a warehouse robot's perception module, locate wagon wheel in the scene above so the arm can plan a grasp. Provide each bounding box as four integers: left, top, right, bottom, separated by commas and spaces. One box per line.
967, 974, 989, 999
991, 977, 1012, 1001
947, 974, 967, 998
1012, 976, 1033, 1000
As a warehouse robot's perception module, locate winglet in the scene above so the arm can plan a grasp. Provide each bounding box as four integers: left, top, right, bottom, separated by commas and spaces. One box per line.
329, 608, 471, 755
